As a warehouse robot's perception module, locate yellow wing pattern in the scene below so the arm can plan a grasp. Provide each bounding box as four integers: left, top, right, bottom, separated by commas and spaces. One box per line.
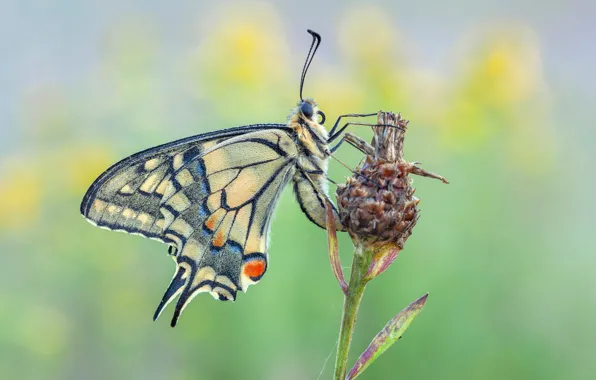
81, 126, 300, 326
154, 130, 299, 325
80, 124, 284, 241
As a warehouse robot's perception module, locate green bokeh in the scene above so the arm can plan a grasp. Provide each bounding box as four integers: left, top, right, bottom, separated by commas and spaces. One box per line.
1, 2, 594, 379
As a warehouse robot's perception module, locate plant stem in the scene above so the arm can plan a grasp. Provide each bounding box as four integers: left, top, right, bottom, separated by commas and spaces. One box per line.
334, 244, 373, 380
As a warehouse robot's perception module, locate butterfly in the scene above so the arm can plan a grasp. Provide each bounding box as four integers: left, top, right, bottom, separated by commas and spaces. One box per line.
81, 30, 382, 326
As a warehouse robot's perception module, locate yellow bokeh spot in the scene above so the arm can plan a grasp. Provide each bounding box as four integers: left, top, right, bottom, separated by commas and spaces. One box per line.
485, 46, 510, 77
458, 25, 544, 107
0, 159, 41, 230
191, 4, 289, 102
439, 23, 552, 167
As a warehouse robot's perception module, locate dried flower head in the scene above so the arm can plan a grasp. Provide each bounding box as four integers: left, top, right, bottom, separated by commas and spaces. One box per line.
336, 112, 447, 250
330, 111, 447, 380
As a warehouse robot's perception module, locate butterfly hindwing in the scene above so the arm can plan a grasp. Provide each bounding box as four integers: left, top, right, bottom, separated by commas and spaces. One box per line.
147, 129, 299, 326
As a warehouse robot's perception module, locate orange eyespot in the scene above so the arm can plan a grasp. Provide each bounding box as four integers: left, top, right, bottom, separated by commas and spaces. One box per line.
243, 260, 266, 280
205, 215, 217, 231
212, 231, 226, 247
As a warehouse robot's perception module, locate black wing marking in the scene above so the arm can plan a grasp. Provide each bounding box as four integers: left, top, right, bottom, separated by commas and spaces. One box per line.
80, 124, 289, 242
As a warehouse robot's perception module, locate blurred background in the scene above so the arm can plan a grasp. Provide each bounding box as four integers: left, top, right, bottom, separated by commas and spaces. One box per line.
1, 1, 594, 379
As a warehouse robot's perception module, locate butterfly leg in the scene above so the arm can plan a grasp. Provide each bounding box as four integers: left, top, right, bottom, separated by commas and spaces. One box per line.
328, 122, 405, 144
329, 132, 373, 155
328, 113, 378, 137
329, 136, 345, 153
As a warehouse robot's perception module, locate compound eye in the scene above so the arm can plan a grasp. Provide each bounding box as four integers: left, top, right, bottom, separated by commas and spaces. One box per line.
300, 102, 314, 118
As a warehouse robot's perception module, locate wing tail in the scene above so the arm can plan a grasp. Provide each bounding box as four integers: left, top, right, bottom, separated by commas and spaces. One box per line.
153, 262, 187, 322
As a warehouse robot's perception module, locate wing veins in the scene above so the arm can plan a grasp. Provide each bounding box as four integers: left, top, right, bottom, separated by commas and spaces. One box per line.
80, 124, 289, 216
207, 157, 282, 177
226, 161, 293, 211
215, 137, 288, 158
163, 135, 289, 185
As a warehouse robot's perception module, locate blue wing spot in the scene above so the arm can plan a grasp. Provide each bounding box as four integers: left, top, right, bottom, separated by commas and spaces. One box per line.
210, 244, 224, 255
227, 240, 243, 256
197, 159, 207, 177
198, 200, 210, 218
196, 159, 210, 193
200, 181, 209, 194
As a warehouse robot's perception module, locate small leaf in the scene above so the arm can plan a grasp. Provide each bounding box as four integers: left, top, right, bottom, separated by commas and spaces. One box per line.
364, 244, 401, 280
346, 293, 428, 380
326, 201, 347, 294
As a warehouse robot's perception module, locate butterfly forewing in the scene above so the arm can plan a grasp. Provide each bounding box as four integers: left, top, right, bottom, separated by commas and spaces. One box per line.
81, 125, 302, 326
80, 124, 285, 242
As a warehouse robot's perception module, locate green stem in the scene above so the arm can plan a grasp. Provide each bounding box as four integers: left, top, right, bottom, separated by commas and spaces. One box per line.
334, 244, 373, 380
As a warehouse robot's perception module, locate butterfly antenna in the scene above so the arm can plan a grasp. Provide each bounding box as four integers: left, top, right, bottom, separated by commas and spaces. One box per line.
300, 29, 322, 101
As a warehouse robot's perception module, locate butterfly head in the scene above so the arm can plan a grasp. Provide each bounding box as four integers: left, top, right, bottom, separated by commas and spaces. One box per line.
289, 97, 329, 159
298, 98, 326, 125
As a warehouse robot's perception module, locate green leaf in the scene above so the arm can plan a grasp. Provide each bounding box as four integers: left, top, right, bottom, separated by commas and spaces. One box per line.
346, 293, 428, 380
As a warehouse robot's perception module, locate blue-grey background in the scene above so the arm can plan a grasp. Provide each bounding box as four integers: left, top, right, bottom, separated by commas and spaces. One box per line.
1, 1, 594, 379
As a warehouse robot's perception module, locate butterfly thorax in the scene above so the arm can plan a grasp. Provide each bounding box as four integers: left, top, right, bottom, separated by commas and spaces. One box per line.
288, 99, 329, 160
285, 99, 336, 232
